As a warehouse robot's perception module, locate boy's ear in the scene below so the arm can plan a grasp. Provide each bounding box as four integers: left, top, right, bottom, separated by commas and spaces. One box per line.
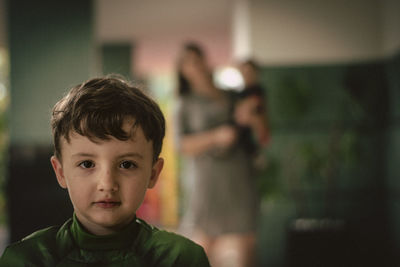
148, 157, 164, 189
50, 156, 67, 189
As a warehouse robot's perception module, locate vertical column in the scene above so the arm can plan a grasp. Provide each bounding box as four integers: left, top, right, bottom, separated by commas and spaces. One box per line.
232, 0, 252, 61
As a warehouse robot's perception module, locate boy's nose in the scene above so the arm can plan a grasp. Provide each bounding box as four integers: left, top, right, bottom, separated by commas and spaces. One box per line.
97, 168, 118, 192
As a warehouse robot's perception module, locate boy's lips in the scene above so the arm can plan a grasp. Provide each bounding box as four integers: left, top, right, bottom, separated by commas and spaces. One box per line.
93, 199, 121, 208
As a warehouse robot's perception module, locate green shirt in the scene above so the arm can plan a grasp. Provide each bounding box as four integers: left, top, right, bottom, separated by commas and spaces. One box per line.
0, 215, 210, 266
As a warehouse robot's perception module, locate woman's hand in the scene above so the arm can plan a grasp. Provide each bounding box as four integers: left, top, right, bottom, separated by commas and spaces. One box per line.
180, 124, 237, 156
212, 125, 238, 148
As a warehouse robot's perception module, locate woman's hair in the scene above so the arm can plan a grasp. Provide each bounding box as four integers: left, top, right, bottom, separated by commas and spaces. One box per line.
177, 42, 206, 96
51, 76, 165, 162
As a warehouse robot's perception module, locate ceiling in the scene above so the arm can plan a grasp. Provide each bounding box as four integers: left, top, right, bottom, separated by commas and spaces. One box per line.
96, 0, 233, 41
95, 0, 235, 74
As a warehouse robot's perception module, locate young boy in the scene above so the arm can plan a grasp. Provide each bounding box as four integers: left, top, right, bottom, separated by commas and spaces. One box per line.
0, 77, 210, 266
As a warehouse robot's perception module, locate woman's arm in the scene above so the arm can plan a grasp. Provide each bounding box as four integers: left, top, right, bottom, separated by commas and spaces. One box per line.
180, 125, 237, 156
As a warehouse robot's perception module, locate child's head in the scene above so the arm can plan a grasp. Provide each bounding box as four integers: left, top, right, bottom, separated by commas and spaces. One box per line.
51, 76, 165, 162
50, 77, 165, 235
238, 59, 260, 87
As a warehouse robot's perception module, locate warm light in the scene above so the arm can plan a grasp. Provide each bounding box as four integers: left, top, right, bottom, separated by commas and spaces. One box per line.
214, 67, 244, 91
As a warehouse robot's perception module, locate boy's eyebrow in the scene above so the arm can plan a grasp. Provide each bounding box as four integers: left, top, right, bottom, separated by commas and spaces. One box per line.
71, 152, 96, 158
71, 152, 144, 159
116, 152, 144, 160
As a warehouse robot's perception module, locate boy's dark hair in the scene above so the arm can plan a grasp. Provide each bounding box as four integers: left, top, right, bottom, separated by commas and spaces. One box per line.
51, 76, 165, 162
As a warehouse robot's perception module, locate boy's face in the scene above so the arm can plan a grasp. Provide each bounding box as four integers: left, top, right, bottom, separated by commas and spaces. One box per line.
50, 121, 163, 236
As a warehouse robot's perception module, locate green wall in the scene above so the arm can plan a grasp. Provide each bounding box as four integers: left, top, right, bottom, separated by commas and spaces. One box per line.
6, 0, 95, 242
8, 0, 95, 145
257, 53, 397, 266
101, 43, 132, 80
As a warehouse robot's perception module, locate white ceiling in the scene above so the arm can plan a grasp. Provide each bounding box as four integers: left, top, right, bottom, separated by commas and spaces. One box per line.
96, 0, 233, 41
95, 0, 234, 74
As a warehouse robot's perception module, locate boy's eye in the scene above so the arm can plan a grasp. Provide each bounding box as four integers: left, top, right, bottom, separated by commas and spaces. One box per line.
120, 161, 136, 169
79, 160, 94, 169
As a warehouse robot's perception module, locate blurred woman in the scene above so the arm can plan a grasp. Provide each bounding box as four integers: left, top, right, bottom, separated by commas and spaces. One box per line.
175, 42, 260, 267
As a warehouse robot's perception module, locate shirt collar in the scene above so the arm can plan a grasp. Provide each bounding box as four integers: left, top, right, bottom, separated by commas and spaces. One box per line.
70, 213, 139, 250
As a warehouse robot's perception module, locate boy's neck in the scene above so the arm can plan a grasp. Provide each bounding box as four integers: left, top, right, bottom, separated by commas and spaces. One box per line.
70, 214, 140, 250
74, 213, 137, 236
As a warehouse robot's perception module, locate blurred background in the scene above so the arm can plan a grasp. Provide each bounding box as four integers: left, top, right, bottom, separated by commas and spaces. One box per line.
0, 0, 399, 266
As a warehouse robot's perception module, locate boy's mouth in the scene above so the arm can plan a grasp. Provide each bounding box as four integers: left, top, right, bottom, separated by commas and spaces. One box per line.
93, 199, 121, 208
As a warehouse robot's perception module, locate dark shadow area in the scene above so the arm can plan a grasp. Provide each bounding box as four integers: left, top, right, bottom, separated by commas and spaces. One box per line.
258, 55, 398, 266
6, 145, 73, 243
286, 219, 395, 267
